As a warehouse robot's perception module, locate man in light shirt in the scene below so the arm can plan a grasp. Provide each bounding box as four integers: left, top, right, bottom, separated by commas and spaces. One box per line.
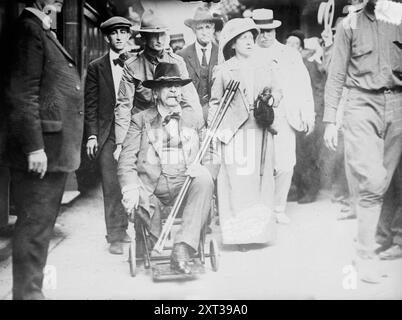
84, 17, 134, 255
252, 9, 315, 224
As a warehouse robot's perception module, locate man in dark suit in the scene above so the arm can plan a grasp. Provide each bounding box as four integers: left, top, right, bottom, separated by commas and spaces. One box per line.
177, 6, 222, 124
3, 0, 84, 300
84, 17, 133, 255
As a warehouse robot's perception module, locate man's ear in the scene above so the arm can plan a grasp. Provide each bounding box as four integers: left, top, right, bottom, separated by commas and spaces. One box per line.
104, 35, 110, 44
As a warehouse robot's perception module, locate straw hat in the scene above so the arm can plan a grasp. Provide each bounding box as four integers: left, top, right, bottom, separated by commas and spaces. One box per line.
184, 6, 224, 31
219, 18, 259, 61
251, 9, 282, 30
142, 62, 192, 89
132, 10, 168, 33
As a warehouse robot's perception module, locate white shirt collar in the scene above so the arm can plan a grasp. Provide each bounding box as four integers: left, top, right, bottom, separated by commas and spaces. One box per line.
195, 40, 212, 65
109, 49, 120, 60
25, 7, 52, 30
157, 104, 182, 120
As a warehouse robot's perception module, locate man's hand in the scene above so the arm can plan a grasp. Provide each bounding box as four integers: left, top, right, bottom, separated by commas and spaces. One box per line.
321, 28, 333, 48
186, 163, 207, 178
303, 119, 315, 135
86, 137, 98, 160
121, 187, 140, 214
324, 123, 338, 152
28, 150, 47, 179
114, 144, 122, 161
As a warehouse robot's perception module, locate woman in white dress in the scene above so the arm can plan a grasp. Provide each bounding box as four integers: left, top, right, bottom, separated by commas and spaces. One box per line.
209, 18, 282, 251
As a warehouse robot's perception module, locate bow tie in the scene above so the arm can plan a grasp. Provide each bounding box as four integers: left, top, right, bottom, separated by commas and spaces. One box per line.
113, 53, 128, 67
162, 112, 181, 126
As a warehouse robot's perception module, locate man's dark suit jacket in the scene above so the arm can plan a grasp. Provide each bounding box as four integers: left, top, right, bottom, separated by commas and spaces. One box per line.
177, 42, 219, 104
84, 53, 118, 156
4, 10, 84, 173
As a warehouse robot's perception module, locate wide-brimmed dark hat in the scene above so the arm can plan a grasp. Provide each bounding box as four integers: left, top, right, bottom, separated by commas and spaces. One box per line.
132, 9, 168, 33
100, 16, 132, 34
142, 62, 192, 88
184, 6, 224, 31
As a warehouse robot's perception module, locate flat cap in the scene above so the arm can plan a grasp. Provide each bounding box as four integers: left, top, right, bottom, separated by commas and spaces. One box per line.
100, 16, 132, 34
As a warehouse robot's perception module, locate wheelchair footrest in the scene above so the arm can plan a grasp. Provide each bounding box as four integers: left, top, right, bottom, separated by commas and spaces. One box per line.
152, 260, 205, 281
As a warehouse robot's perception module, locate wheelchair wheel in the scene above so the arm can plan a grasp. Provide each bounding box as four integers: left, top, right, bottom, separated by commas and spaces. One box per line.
128, 240, 136, 277
209, 238, 219, 272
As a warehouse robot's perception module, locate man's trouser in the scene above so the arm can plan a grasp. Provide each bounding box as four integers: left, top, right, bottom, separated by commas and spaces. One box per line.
343, 88, 402, 258
377, 158, 402, 247
294, 118, 324, 199
10, 169, 67, 300
99, 134, 128, 243
273, 114, 296, 213
154, 168, 214, 251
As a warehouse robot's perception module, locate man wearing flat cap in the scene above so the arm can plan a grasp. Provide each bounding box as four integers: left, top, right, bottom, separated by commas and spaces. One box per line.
177, 6, 222, 124
84, 16, 134, 255
252, 9, 315, 225
117, 62, 218, 274
114, 10, 203, 160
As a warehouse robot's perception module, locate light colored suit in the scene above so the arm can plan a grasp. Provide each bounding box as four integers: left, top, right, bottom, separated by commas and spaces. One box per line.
255, 40, 314, 213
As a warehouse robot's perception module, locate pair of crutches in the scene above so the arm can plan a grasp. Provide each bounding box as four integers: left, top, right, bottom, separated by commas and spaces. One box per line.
153, 80, 240, 254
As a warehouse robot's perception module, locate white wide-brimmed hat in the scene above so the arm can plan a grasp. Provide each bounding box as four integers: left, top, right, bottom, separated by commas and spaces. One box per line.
220, 18, 259, 61
252, 8, 282, 30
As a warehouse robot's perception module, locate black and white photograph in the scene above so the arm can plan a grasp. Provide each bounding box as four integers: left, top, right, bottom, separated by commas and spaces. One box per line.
0, 0, 402, 302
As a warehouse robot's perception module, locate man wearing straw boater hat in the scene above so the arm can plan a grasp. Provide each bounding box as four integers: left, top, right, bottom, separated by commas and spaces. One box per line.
114, 10, 203, 160
117, 62, 217, 274
177, 6, 223, 123
252, 9, 315, 225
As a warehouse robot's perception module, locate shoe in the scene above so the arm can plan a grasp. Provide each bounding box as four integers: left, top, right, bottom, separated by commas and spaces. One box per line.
354, 256, 388, 284
297, 194, 316, 204
237, 244, 249, 252
120, 232, 131, 243
276, 212, 291, 224
336, 208, 356, 220
170, 243, 192, 275
379, 245, 402, 260
109, 242, 124, 255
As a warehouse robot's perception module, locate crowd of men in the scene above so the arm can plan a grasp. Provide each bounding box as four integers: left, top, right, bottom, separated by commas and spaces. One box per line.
0, 0, 401, 300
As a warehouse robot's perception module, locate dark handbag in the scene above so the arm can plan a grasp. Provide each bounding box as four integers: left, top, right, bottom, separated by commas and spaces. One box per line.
254, 87, 275, 129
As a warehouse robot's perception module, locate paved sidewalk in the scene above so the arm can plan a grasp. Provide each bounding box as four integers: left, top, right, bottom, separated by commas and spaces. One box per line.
0, 188, 401, 300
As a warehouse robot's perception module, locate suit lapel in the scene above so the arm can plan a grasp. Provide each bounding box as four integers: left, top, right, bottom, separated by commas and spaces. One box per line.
45, 31, 75, 63
99, 54, 116, 98
186, 44, 201, 79
208, 43, 218, 80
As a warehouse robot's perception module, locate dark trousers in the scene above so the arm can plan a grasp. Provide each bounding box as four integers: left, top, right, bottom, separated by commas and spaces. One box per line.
294, 120, 324, 199
377, 159, 402, 247
99, 135, 128, 243
10, 169, 67, 300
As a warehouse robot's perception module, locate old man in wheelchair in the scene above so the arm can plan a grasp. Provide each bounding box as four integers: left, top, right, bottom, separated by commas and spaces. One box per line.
117, 62, 219, 275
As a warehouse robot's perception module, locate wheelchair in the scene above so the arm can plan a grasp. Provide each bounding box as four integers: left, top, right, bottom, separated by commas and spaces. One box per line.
127, 194, 220, 281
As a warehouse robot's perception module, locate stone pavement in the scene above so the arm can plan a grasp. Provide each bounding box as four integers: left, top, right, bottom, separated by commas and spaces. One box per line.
0, 188, 401, 300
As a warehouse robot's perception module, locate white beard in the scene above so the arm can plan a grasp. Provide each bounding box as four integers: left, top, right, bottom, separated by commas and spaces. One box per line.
375, 0, 402, 25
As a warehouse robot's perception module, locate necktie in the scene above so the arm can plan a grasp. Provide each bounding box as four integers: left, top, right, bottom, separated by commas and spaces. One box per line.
113, 53, 128, 67
201, 48, 207, 67
162, 112, 181, 126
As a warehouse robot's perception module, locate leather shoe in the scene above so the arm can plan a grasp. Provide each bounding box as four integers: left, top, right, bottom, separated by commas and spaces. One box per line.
170, 243, 192, 274
120, 232, 131, 243
109, 242, 124, 255
379, 244, 402, 260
